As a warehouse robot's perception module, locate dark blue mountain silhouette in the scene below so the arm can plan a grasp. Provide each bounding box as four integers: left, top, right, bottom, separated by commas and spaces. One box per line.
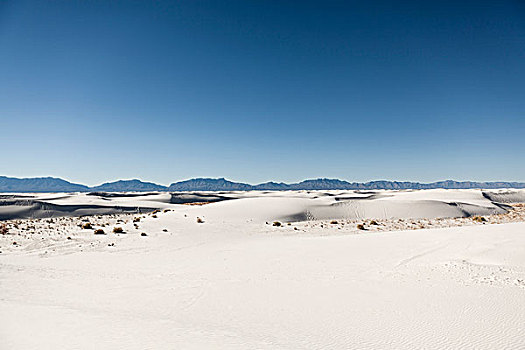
1, 176, 524, 192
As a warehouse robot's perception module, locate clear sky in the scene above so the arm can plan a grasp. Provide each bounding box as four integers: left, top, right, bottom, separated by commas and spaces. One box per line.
1, 0, 524, 186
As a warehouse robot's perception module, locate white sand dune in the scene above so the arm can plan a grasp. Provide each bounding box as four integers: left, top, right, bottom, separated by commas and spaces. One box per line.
0, 188, 517, 221
1, 189, 524, 349
148, 188, 514, 223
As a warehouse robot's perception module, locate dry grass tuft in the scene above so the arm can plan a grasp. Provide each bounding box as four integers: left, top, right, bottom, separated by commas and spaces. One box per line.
472, 216, 486, 223
113, 227, 124, 233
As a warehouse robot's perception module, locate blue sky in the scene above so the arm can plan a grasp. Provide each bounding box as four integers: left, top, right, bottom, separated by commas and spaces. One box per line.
1, 0, 524, 186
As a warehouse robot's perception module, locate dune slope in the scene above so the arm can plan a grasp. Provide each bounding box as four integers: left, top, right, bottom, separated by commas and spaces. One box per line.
0, 189, 524, 349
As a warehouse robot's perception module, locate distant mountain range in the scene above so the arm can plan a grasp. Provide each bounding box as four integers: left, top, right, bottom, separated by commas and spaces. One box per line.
167, 178, 525, 191
0, 176, 89, 192
1, 176, 524, 192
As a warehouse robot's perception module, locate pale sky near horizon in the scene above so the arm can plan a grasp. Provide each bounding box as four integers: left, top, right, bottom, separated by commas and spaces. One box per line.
1, 0, 524, 186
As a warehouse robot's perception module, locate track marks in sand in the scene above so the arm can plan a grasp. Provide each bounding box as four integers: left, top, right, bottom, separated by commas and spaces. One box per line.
443, 260, 525, 289
395, 243, 450, 268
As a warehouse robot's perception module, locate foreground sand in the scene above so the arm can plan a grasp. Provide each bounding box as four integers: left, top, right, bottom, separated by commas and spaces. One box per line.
1, 190, 525, 349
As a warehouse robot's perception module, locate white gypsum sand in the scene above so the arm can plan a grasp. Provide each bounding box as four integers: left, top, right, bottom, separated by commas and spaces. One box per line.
0, 189, 524, 349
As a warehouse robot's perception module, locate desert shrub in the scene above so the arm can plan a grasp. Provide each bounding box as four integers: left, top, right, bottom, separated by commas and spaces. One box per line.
152, 215, 157, 218
113, 227, 124, 233
141, 232, 148, 236
163, 209, 171, 213
369, 220, 378, 225
472, 216, 486, 223
133, 217, 141, 223
0, 223, 8, 235
196, 217, 204, 224
330, 220, 338, 225
152, 210, 160, 214
82, 223, 92, 229
272, 221, 281, 227
162, 228, 168, 232
357, 224, 365, 230
94, 229, 105, 235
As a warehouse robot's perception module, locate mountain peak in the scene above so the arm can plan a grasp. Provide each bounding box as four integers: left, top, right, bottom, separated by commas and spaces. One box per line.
91, 179, 167, 192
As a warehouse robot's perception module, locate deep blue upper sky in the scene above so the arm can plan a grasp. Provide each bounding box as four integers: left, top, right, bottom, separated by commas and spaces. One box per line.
1, 0, 524, 185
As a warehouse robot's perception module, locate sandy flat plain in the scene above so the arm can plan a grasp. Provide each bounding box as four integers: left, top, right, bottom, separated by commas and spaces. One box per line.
1, 189, 524, 349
